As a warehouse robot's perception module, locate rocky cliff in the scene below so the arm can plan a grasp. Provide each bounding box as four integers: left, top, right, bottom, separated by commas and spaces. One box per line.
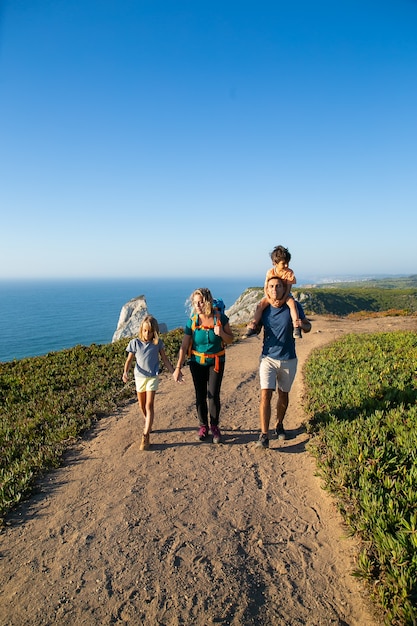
225, 287, 263, 325
112, 296, 168, 342
112, 287, 269, 343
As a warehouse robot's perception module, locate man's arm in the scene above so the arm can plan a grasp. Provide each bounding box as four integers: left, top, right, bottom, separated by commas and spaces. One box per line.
296, 301, 312, 333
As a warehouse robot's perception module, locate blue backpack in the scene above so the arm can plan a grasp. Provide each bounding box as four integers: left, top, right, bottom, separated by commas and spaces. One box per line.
190, 297, 226, 331
213, 298, 226, 317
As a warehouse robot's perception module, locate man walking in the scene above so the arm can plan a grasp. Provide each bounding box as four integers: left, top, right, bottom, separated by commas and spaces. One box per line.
256, 276, 311, 449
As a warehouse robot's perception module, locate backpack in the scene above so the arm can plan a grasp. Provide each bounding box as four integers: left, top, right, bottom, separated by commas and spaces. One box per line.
190, 297, 226, 332
188, 297, 226, 371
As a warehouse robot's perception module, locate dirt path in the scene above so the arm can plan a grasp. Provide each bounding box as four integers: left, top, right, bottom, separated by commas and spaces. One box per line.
1, 315, 416, 625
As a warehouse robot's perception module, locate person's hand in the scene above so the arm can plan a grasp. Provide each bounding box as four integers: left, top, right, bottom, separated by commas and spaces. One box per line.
122, 372, 128, 383
173, 368, 184, 383
214, 325, 221, 336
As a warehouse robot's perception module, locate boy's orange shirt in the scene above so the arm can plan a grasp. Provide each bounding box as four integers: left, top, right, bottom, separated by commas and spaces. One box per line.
264, 266, 296, 295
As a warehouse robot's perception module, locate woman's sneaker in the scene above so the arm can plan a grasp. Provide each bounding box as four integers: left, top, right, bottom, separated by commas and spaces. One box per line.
198, 425, 209, 441
211, 424, 221, 444
255, 433, 269, 449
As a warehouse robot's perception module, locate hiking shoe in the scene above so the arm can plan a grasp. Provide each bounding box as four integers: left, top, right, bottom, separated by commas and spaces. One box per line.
255, 433, 269, 449
243, 325, 258, 339
275, 424, 286, 440
140, 433, 150, 450
293, 326, 302, 339
211, 424, 221, 444
198, 425, 209, 441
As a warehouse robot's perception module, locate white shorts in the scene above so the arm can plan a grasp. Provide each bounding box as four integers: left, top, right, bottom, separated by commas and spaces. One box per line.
134, 373, 159, 392
259, 356, 298, 392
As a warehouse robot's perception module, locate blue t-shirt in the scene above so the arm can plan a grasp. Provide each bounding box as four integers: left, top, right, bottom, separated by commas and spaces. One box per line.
126, 338, 164, 377
261, 302, 306, 361
185, 312, 229, 364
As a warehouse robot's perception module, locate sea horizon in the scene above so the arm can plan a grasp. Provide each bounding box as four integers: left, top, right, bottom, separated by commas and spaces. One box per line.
0, 276, 260, 363
0, 273, 409, 363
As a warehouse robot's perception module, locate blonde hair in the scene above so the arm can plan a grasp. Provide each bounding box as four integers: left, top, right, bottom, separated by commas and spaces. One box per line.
139, 315, 160, 344
190, 288, 213, 316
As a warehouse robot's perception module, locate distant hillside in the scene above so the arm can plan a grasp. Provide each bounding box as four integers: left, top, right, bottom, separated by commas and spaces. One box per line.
295, 275, 417, 316
301, 275, 417, 290
227, 276, 417, 322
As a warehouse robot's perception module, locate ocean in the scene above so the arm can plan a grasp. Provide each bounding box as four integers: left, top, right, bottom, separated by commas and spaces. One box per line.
0, 277, 264, 363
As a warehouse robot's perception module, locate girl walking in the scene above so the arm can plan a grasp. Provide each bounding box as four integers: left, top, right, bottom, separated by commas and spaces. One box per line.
122, 315, 181, 450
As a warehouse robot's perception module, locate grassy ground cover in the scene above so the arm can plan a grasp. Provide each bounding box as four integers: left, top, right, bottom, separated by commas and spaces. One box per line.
304, 331, 417, 625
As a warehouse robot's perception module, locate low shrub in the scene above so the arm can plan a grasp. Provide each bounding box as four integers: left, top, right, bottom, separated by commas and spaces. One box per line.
304, 331, 417, 625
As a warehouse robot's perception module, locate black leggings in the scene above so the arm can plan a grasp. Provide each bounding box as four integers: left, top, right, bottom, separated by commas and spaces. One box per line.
189, 360, 225, 427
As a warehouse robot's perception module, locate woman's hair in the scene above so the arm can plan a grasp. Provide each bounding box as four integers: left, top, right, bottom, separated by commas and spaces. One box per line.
139, 315, 160, 344
270, 245, 291, 265
190, 288, 213, 316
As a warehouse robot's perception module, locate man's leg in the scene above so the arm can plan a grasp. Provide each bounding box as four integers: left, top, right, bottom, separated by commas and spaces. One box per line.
260, 388, 273, 435
276, 389, 289, 425
275, 388, 289, 439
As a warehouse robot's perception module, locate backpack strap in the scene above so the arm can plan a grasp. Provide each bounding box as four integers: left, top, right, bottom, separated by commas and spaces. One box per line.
191, 312, 222, 331
188, 312, 224, 367
190, 349, 225, 373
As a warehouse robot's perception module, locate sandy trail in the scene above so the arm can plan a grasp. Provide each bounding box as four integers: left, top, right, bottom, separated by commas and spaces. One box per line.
2, 315, 416, 625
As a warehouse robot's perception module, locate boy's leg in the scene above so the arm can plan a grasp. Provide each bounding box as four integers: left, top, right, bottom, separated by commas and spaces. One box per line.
287, 298, 302, 338
244, 298, 269, 337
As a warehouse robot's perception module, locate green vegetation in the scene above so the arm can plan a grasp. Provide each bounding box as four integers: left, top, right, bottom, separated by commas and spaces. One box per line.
0, 328, 184, 522
294, 287, 417, 316
304, 331, 417, 625
246, 276, 417, 317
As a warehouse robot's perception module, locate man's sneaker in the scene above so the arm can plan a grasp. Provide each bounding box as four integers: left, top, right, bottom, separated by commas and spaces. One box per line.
198, 425, 209, 441
293, 326, 302, 339
255, 433, 269, 449
211, 424, 221, 444
275, 424, 286, 440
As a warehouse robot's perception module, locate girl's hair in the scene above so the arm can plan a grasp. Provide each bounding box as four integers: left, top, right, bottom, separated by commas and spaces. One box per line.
139, 315, 160, 344
190, 288, 213, 316
270, 245, 291, 265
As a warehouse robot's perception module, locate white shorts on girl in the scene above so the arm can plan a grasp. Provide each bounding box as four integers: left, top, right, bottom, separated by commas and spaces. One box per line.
134, 372, 159, 392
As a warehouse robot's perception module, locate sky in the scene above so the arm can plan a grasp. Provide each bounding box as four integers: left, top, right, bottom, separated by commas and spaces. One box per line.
0, 0, 416, 282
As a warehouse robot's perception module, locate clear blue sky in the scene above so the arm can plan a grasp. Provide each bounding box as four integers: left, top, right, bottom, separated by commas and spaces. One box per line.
1, 0, 416, 282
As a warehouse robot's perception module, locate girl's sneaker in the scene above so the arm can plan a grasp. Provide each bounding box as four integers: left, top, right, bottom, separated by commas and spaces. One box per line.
211, 424, 221, 444
198, 425, 209, 441
140, 433, 150, 450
